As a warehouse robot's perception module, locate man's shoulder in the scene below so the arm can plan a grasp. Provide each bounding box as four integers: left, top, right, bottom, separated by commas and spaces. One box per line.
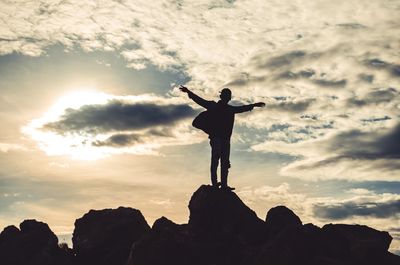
207, 100, 218, 108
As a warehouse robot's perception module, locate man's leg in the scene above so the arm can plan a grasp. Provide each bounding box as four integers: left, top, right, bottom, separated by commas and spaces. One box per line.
210, 137, 221, 187
220, 139, 231, 188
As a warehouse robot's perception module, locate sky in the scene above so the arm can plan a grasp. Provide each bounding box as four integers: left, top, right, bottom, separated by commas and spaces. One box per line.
0, 0, 399, 253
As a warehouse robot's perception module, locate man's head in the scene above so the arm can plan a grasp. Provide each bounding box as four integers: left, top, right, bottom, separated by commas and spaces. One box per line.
219, 88, 232, 103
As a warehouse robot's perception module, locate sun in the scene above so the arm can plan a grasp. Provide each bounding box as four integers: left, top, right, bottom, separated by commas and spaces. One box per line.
22, 88, 113, 161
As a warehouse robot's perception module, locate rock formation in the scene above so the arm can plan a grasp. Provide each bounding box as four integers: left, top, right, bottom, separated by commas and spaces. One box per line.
0, 219, 73, 265
73, 206, 150, 265
1, 185, 399, 265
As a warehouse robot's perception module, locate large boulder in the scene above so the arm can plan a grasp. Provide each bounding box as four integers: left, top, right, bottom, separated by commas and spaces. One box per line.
265, 205, 302, 235
73, 206, 150, 265
126, 217, 198, 265
251, 222, 398, 265
127, 185, 269, 265
188, 185, 267, 245
321, 224, 393, 263
3, 185, 399, 265
249, 223, 339, 265
0, 220, 72, 265
127, 185, 400, 265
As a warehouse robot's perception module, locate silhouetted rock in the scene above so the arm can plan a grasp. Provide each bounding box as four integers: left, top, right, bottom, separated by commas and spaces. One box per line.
2, 185, 399, 265
127, 185, 268, 265
321, 224, 393, 263
72, 206, 150, 265
0, 220, 73, 265
265, 205, 302, 235
126, 217, 196, 265
189, 185, 267, 244
127, 185, 400, 265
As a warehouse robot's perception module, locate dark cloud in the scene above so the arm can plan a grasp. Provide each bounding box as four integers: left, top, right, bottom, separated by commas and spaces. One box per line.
92, 128, 173, 147
224, 74, 266, 87
313, 199, 400, 220
254, 50, 307, 69
336, 23, 367, 29
364, 58, 400, 78
292, 124, 400, 171
361, 116, 391, 123
268, 98, 316, 112
328, 124, 400, 160
277, 69, 346, 88
347, 87, 398, 107
358, 73, 374, 83
277, 69, 315, 79
93, 133, 141, 147
312, 78, 347, 87
44, 100, 196, 134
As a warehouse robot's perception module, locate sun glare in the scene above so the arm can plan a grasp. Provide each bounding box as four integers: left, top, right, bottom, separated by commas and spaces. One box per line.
22, 89, 195, 161
23, 89, 113, 161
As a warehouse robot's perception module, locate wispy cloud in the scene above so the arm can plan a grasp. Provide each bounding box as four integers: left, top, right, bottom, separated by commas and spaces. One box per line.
1, 0, 399, 177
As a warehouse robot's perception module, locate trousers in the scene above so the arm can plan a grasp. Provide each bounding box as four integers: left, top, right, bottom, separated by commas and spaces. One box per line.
209, 137, 231, 187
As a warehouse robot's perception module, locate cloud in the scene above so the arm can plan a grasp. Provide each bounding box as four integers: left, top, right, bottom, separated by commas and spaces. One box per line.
277, 69, 316, 80
1, 0, 400, 175
313, 200, 400, 220
92, 133, 142, 147
312, 78, 347, 88
24, 93, 202, 158
326, 124, 400, 160
43, 100, 196, 134
0, 143, 28, 153
260, 97, 316, 113
92, 128, 173, 147
253, 123, 400, 181
364, 58, 400, 78
255, 50, 308, 69
347, 87, 399, 107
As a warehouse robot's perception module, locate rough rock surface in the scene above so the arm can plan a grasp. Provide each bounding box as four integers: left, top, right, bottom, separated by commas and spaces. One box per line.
72, 206, 150, 265
188, 185, 268, 244
0, 219, 72, 265
1, 185, 399, 265
265, 205, 302, 235
126, 185, 399, 265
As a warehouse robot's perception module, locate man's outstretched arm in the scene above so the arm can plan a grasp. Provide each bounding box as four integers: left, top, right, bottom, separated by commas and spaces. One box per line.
232, 102, 265, 113
179, 85, 214, 109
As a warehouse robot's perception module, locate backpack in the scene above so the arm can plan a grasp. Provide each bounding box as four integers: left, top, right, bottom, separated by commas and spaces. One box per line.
192, 110, 215, 135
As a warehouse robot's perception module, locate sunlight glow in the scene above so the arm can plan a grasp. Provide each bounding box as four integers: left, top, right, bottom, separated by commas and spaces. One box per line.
22, 89, 201, 160
23, 89, 113, 160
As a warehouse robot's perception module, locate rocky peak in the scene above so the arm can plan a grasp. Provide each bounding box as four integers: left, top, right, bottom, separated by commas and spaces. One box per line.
1, 185, 399, 265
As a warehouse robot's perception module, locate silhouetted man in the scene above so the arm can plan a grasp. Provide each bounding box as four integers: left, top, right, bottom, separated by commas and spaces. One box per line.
180, 85, 265, 190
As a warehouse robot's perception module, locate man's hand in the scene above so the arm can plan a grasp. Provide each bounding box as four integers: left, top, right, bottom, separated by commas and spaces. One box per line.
253, 102, 265, 107
179, 85, 189, 93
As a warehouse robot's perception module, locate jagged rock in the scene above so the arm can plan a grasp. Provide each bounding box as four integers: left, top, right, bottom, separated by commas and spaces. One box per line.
249, 223, 321, 265
252, 222, 398, 265
0, 225, 20, 243
127, 185, 268, 265
126, 217, 196, 265
73, 206, 150, 265
152, 216, 180, 233
188, 185, 267, 245
265, 205, 302, 235
0, 220, 73, 265
125, 185, 400, 265
321, 224, 393, 263
2, 186, 400, 265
